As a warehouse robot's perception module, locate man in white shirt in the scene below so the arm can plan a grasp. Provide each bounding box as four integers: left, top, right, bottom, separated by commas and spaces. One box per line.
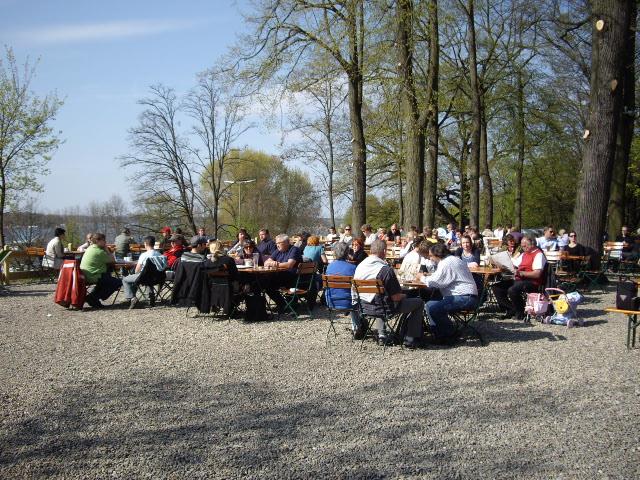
418, 243, 478, 344
493, 224, 504, 240
536, 226, 558, 251
340, 225, 354, 244
123, 235, 163, 308
360, 224, 378, 246
354, 239, 424, 348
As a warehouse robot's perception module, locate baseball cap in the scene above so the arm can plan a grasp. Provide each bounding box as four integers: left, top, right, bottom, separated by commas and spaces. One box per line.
161, 226, 172, 234
189, 235, 208, 247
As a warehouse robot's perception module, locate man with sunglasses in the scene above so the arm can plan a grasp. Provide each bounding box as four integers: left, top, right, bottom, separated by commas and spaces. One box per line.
536, 226, 558, 251
340, 225, 354, 244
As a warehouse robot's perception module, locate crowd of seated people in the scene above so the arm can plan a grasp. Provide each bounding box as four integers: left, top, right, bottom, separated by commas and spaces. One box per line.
41, 218, 639, 346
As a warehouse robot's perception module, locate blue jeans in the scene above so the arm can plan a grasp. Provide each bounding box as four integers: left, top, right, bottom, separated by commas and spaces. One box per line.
425, 295, 478, 338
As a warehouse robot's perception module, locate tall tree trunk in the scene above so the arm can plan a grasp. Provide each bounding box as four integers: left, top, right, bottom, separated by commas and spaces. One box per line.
326, 117, 337, 229
348, 1, 367, 229
0, 169, 5, 247
397, 0, 424, 230
514, 71, 525, 231
574, 0, 632, 264
479, 100, 493, 228
459, 144, 467, 226
397, 158, 405, 226
424, 0, 439, 228
466, 0, 481, 228
606, 1, 636, 238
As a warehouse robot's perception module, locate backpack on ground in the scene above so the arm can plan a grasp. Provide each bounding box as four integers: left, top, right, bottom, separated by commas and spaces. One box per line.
616, 281, 639, 311
244, 293, 269, 322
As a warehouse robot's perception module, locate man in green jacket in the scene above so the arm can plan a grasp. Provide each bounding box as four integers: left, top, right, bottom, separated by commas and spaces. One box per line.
80, 233, 122, 308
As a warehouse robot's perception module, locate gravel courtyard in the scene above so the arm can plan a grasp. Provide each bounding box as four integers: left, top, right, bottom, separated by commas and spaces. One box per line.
0, 283, 638, 479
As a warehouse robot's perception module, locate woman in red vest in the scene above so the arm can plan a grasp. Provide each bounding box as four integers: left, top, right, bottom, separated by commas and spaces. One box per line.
492, 233, 547, 320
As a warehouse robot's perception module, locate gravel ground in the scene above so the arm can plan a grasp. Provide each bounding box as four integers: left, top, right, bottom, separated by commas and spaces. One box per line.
0, 283, 638, 479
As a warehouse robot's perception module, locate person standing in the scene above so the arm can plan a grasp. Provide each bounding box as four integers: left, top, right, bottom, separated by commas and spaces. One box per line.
114, 228, 134, 260
42, 227, 66, 271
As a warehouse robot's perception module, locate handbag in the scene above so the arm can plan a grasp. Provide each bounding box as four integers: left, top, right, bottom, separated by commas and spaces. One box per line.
616, 281, 639, 310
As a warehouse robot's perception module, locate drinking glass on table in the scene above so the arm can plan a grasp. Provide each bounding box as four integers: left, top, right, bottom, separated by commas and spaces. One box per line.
253, 253, 260, 266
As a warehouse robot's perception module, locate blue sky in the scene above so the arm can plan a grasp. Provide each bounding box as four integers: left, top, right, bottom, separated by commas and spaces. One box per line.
0, 0, 282, 212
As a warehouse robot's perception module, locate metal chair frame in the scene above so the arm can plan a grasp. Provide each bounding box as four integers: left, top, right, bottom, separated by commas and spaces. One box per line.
322, 274, 355, 344
280, 261, 317, 319
351, 278, 404, 351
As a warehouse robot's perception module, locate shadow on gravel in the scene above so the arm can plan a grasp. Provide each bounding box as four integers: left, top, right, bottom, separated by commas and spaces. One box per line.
1, 372, 635, 478
0, 289, 52, 298
478, 319, 568, 344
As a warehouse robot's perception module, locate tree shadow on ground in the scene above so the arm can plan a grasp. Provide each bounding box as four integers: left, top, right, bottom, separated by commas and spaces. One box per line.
5, 369, 629, 478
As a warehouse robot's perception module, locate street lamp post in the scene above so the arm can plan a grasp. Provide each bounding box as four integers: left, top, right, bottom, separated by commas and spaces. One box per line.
224, 178, 256, 226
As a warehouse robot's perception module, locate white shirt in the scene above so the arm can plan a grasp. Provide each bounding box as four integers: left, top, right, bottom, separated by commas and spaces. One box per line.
340, 234, 353, 244
536, 237, 558, 251
137, 249, 161, 267
364, 233, 377, 246
493, 228, 504, 240
420, 255, 477, 297
512, 249, 546, 270
42, 237, 64, 269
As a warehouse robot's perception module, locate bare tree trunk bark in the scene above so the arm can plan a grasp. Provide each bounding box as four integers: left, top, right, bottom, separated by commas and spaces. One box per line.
348, 0, 367, 229
397, 0, 424, 230
479, 100, 493, 228
459, 144, 468, 226
606, 1, 636, 238
574, 0, 632, 264
424, 0, 439, 229
466, 0, 481, 228
514, 71, 525, 231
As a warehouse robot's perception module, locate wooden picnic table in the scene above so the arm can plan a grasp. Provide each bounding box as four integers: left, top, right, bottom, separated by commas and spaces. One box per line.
469, 266, 502, 276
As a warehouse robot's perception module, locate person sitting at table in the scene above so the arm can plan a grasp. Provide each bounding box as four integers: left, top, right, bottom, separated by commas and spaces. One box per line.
78, 232, 92, 252
455, 235, 481, 267
80, 233, 121, 309
536, 226, 558, 251
398, 232, 416, 259
445, 223, 458, 246
417, 243, 478, 345
616, 225, 637, 259
257, 228, 277, 256
377, 227, 387, 240
399, 237, 430, 276
263, 234, 304, 313
114, 228, 134, 260
158, 226, 172, 250
500, 233, 522, 260
163, 234, 186, 271
295, 231, 311, 250
42, 227, 66, 271
564, 231, 588, 272
481, 223, 494, 238
228, 228, 250, 255
208, 240, 239, 278
361, 224, 377, 246
325, 241, 363, 338
303, 235, 327, 271
123, 235, 164, 309
180, 236, 209, 263
238, 239, 265, 266
386, 223, 402, 242
347, 237, 367, 265
492, 233, 547, 320
326, 226, 339, 243
353, 239, 424, 348
340, 225, 354, 244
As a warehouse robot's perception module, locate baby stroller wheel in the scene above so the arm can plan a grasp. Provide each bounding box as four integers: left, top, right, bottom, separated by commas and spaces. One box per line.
566, 319, 575, 328
542, 316, 551, 324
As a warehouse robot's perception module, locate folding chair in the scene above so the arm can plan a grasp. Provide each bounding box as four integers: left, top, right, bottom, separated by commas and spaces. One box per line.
113, 258, 166, 306
280, 262, 317, 319
322, 274, 355, 344
450, 280, 488, 345
352, 278, 404, 351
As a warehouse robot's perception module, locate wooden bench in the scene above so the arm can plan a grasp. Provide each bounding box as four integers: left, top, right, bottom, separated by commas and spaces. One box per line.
604, 307, 640, 349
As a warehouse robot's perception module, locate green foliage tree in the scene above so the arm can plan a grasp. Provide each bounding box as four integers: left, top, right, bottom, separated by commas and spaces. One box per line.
0, 48, 63, 246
